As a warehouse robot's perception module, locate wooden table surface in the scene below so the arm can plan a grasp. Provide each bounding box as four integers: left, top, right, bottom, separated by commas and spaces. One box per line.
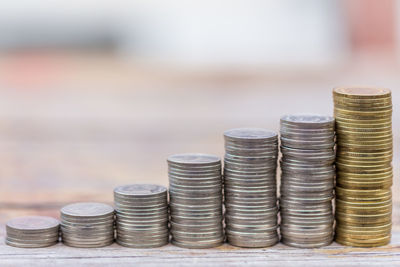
0, 53, 399, 265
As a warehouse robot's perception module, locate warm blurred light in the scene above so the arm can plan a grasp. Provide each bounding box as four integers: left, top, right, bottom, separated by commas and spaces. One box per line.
343, 0, 396, 52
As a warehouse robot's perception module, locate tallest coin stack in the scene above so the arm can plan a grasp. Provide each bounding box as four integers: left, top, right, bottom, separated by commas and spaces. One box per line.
333, 87, 393, 247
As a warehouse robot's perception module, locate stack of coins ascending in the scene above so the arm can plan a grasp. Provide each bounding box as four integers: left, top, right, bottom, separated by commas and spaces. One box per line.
280, 114, 335, 248
6, 216, 60, 248
333, 87, 392, 247
61, 202, 115, 247
223, 128, 279, 247
168, 153, 224, 248
114, 184, 169, 248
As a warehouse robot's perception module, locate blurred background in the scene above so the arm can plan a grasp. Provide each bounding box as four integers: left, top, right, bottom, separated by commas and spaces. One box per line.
0, 0, 398, 228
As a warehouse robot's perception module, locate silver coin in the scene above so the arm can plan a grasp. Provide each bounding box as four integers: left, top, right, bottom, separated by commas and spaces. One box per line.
114, 184, 166, 197
281, 114, 334, 127
61, 202, 114, 218
168, 153, 220, 166
5, 216, 60, 248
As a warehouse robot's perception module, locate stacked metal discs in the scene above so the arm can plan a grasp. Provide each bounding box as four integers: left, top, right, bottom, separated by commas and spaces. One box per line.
333, 87, 392, 247
280, 114, 335, 248
61, 202, 115, 247
114, 184, 169, 248
6, 216, 60, 248
223, 128, 279, 247
168, 153, 224, 248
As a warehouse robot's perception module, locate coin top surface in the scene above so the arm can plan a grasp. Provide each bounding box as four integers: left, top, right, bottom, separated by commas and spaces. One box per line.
167, 153, 220, 164
61, 202, 114, 217
7, 216, 59, 230
224, 128, 277, 140
115, 184, 166, 196
333, 87, 391, 97
281, 114, 334, 124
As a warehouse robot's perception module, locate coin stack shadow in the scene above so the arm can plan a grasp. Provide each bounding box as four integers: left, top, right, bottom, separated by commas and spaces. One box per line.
223, 128, 279, 247
6, 216, 60, 248
61, 202, 115, 248
114, 184, 169, 248
280, 114, 335, 248
333, 87, 392, 247
168, 153, 224, 248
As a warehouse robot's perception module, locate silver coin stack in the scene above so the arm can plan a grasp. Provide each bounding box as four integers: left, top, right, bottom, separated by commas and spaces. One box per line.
6, 216, 60, 248
280, 114, 335, 248
168, 153, 224, 248
61, 202, 115, 248
114, 184, 169, 248
223, 128, 279, 248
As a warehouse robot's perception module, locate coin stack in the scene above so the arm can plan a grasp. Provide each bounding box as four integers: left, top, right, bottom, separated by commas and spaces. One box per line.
168, 153, 224, 248
333, 87, 392, 247
280, 114, 335, 248
61, 202, 115, 248
114, 184, 169, 248
223, 128, 279, 248
6, 216, 60, 248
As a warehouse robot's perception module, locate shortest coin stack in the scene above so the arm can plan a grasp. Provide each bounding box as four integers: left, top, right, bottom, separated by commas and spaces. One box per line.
114, 184, 169, 248
6, 216, 60, 248
61, 202, 115, 248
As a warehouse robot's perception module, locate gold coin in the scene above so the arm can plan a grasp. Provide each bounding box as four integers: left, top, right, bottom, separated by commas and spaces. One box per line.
336, 169, 393, 179
336, 169, 393, 176
336, 201, 392, 208
335, 238, 390, 247
333, 102, 392, 110
335, 205, 392, 215
334, 116, 392, 124
336, 161, 391, 169
336, 230, 390, 239
335, 233, 391, 243
336, 165, 392, 174
335, 219, 391, 227
337, 143, 392, 151
335, 232, 391, 241
336, 124, 392, 132
336, 174, 393, 181
333, 101, 392, 109
336, 133, 393, 141
335, 229, 391, 236
336, 195, 392, 203
336, 172, 393, 181
336, 185, 391, 191
337, 136, 393, 143
336, 141, 393, 149
336, 199, 392, 208
336, 221, 391, 231
336, 180, 392, 190
335, 213, 392, 224
335, 120, 392, 128
336, 149, 392, 158
334, 113, 391, 120
336, 131, 392, 139
333, 87, 391, 98
335, 187, 391, 199
333, 96, 392, 104
336, 157, 392, 166
334, 107, 392, 116
332, 96, 392, 105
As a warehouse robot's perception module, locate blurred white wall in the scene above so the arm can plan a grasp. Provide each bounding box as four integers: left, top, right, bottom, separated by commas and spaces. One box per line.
0, 0, 347, 67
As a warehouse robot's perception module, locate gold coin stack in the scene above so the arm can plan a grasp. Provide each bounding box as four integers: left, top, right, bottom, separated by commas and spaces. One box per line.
333, 87, 392, 247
